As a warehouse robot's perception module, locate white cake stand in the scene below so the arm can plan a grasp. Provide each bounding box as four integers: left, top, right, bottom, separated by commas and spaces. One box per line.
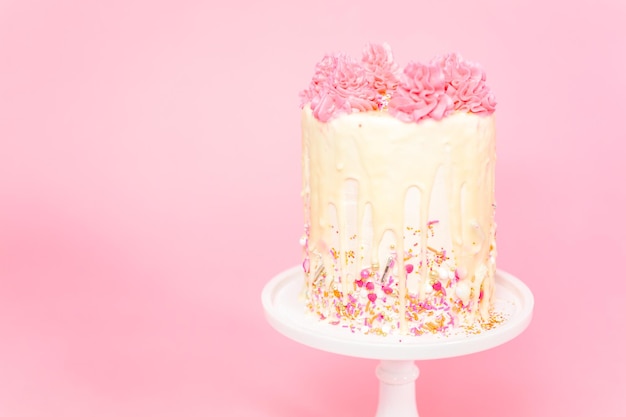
262, 266, 533, 417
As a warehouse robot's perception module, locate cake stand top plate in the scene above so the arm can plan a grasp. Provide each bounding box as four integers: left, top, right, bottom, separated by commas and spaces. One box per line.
262, 266, 533, 361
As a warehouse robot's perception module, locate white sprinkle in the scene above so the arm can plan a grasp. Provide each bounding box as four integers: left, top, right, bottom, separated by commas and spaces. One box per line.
455, 281, 470, 303
438, 266, 450, 281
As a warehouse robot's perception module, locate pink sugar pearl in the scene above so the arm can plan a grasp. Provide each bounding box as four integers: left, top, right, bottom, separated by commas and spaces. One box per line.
360, 269, 370, 279
405, 264, 414, 274
366, 281, 375, 291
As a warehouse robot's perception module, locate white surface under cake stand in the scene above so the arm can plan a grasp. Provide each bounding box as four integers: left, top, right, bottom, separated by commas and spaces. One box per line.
262, 266, 534, 417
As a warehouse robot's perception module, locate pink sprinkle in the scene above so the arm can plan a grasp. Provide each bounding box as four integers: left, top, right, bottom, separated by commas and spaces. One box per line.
368, 293, 377, 302
302, 258, 310, 273
355, 279, 364, 287
383, 286, 393, 295
405, 264, 414, 274
366, 281, 375, 291
432, 281, 442, 291
360, 269, 370, 279
427, 220, 439, 226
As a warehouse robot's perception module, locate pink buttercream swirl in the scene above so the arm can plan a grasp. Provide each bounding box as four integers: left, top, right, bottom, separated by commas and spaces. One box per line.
299, 54, 338, 106
388, 62, 453, 122
300, 45, 496, 122
432, 52, 496, 115
301, 53, 379, 122
361, 43, 400, 97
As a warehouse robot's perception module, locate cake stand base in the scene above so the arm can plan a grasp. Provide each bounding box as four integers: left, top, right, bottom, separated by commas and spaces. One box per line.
375, 360, 420, 417
262, 266, 533, 417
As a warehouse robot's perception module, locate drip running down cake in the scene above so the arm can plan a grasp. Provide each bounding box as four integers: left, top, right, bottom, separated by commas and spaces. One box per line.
300, 43, 498, 336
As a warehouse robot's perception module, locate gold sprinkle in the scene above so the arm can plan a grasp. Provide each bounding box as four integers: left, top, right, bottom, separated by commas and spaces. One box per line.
425, 322, 439, 333
368, 327, 387, 336
313, 264, 325, 281
427, 246, 441, 255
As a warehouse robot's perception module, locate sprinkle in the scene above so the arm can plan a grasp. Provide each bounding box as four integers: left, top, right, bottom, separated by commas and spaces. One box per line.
405, 263, 414, 274
438, 266, 450, 280
455, 281, 471, 302
313, 264, 325, 283
432, 281, 442, 291
360, 268, 370, 279
366, 281, 375, 291
380, 256, 394, 284
427, 220, 439, 227
382, 286, 393, 295
427, 246, 441, 255
355, 279, 364, 288
368, 293, 377, 302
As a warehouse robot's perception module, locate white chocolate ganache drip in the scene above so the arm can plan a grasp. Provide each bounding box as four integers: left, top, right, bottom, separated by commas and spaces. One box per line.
301, 105, 497, 335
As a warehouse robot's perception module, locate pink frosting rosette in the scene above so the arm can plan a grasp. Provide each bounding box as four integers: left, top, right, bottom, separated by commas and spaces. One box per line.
361, 42, 400, 95
301, 53, 379, 122
387, 62, 453, 123
433, 52, 496, 115
299, 54, 338, 105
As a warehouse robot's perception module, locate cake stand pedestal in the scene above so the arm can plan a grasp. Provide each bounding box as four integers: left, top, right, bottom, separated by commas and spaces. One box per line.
262, 266, 533, 417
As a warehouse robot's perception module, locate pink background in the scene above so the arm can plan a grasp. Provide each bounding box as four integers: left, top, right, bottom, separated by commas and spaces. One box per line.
1, 0, 625, 416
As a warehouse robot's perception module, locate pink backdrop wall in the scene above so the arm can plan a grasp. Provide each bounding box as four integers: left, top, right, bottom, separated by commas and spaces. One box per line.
1, 0, 625, 416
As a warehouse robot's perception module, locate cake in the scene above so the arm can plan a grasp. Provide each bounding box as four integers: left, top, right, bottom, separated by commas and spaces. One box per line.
299, 43, 498, 336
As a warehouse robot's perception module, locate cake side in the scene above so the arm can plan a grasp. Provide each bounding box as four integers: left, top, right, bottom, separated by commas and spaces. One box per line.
301, 106, 496, 335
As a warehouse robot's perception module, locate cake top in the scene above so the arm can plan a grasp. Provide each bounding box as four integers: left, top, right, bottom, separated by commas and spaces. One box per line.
300, 43, 496, 123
